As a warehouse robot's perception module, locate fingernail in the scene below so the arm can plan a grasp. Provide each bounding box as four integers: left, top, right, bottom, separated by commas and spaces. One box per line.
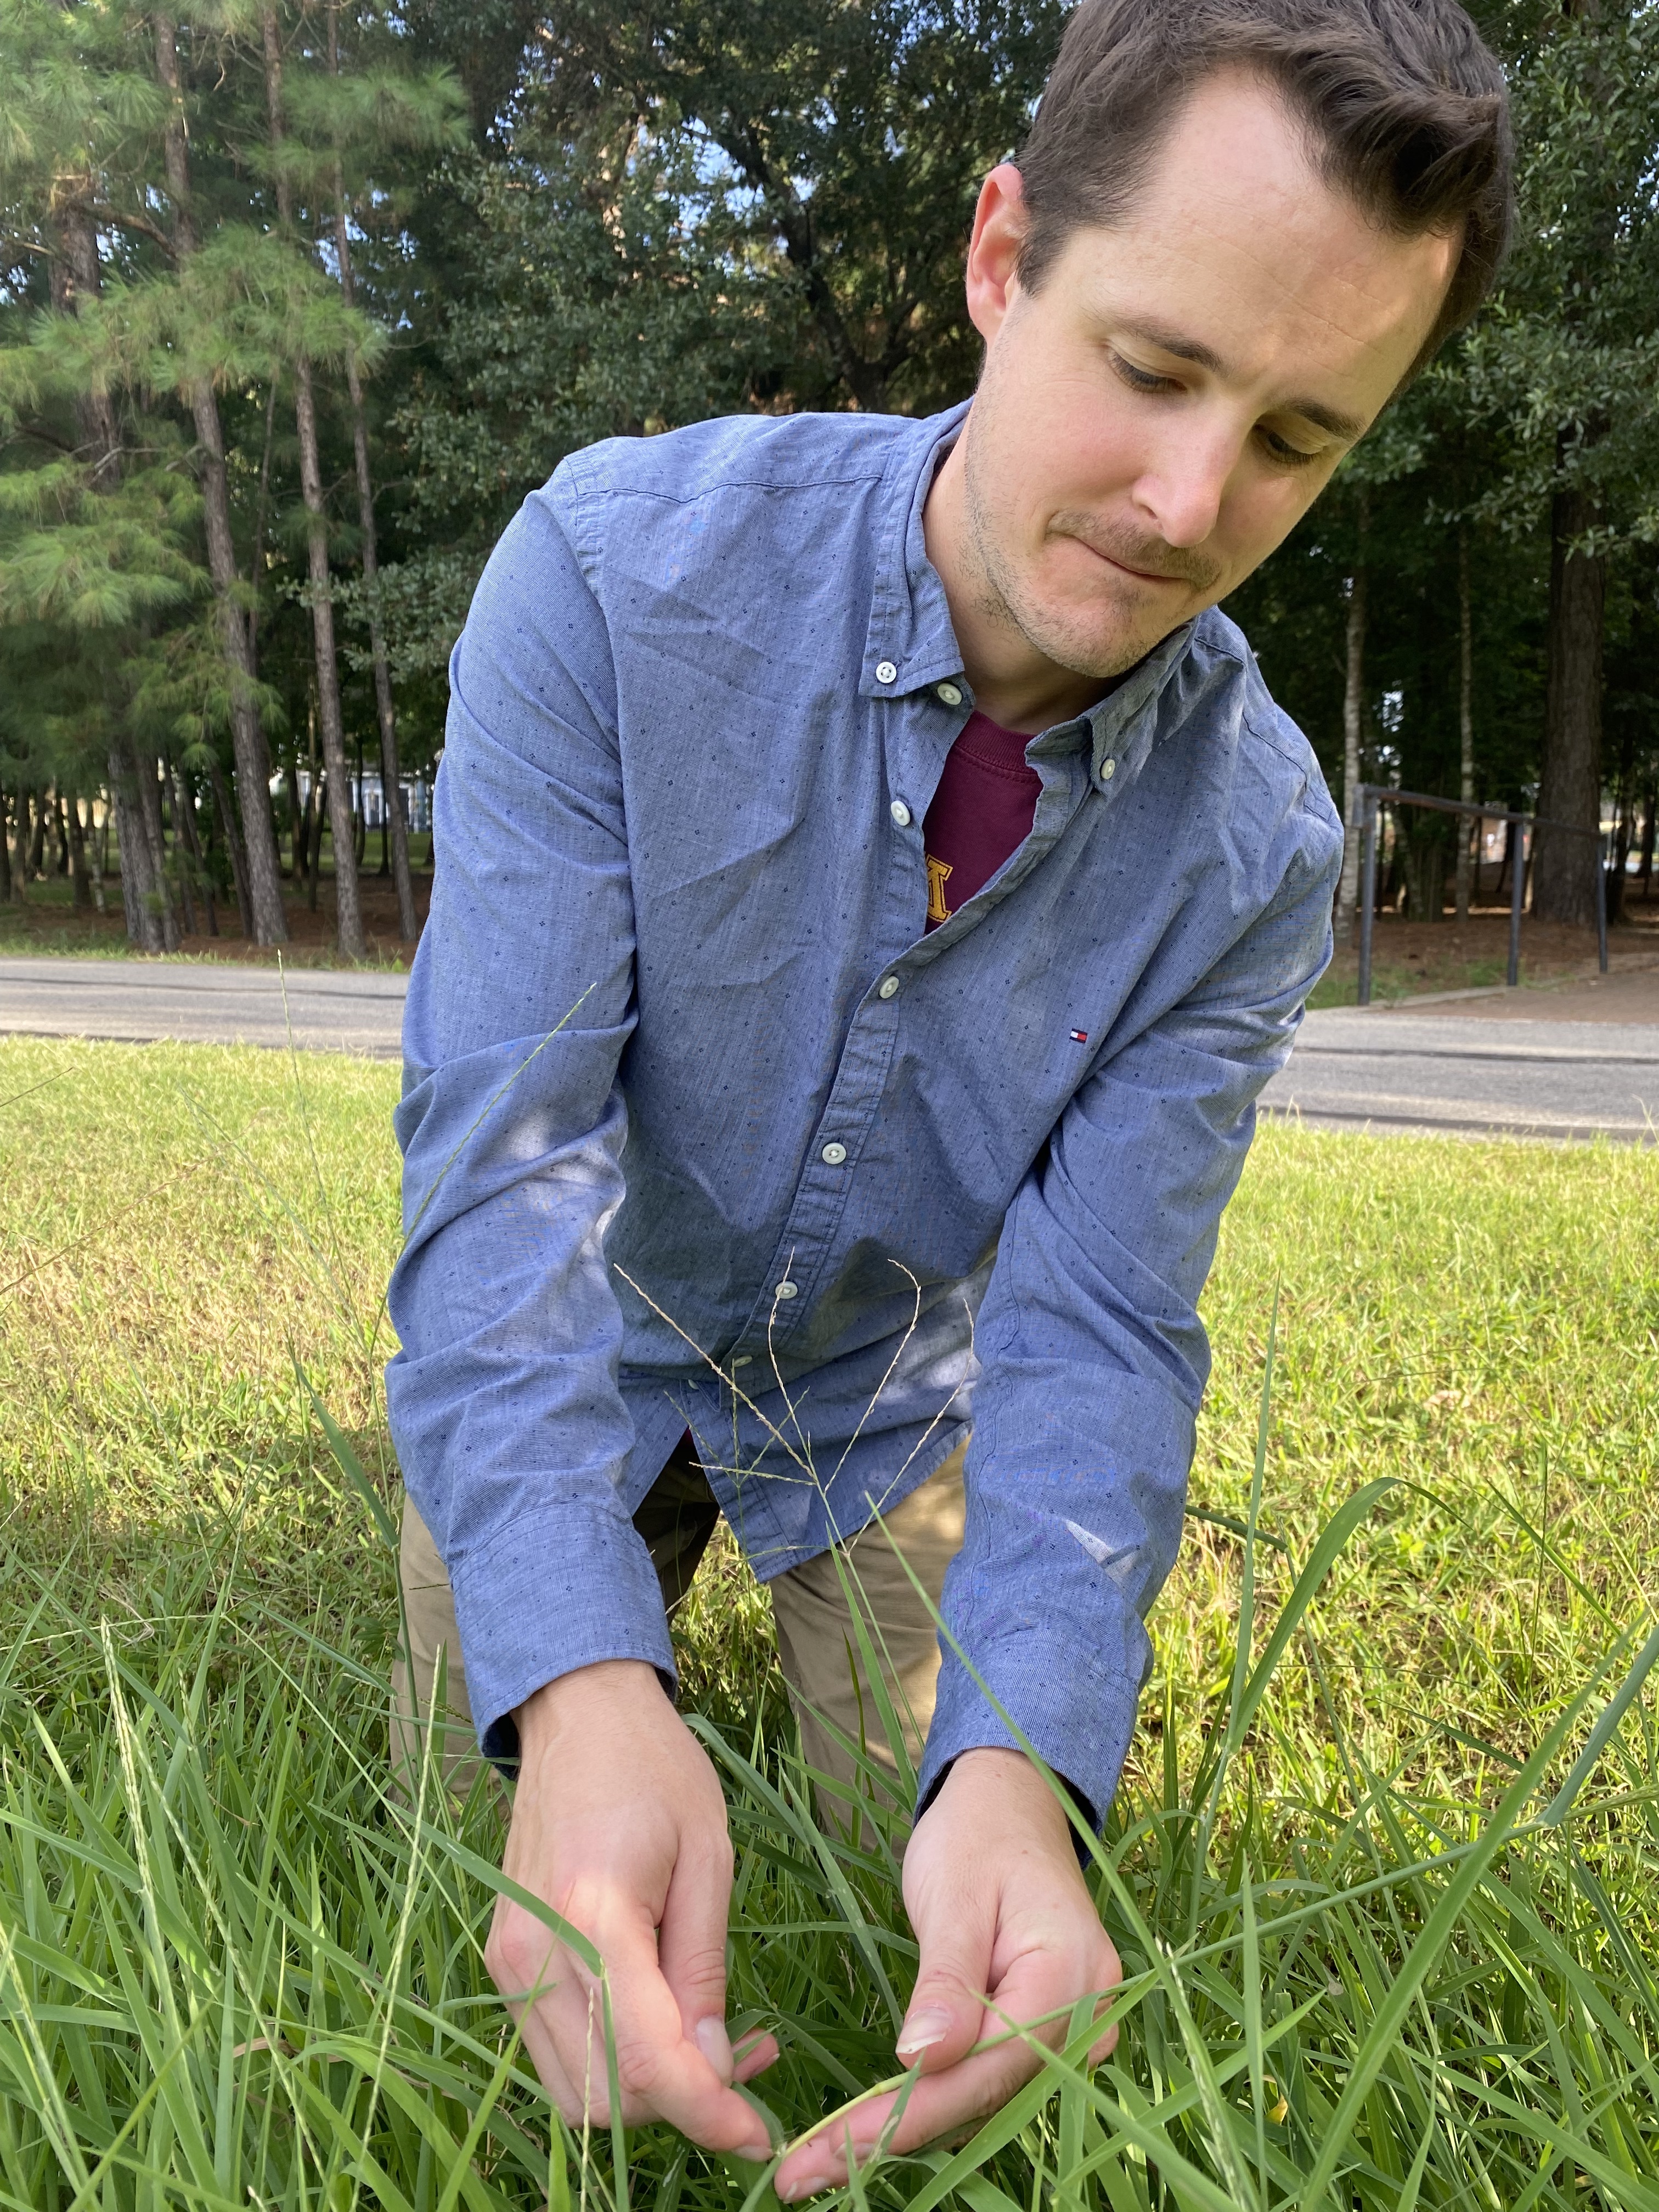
695, 2015, 735, 2081
896, 2006, 952, 2057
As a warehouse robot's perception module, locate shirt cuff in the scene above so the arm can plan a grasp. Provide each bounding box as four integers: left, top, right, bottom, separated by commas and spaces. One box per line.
917, 1627, 1143, 1837
448, 1498, 676, 1769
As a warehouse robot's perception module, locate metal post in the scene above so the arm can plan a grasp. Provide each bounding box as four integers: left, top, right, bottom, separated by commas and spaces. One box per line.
1508, 815, 1524, 988
1357, 789, 1378, 1007
1596, 831, 1609, 974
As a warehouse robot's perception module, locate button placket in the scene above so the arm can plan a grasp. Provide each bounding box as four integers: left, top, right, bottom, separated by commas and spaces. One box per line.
746, 989, 901, 1350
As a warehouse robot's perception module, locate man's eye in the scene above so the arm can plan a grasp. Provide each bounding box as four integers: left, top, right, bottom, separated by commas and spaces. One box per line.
1257, 426, 1326, 469
1109, 353, 1180, 396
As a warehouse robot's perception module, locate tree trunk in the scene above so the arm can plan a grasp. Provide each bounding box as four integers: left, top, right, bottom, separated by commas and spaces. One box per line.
26, 789, 46, 880
173, 763, 217, 935
207, 755, 254, 938
263, 2, 364, 961
108, 744, 165, 952
82, 798, 107, 915
1454, 527, 1475, 925
285, 763, 304, 878
1640, 786, 1656, 899
12, 787, 31, 900
1334, 493, 1369, 940
133, 746, 180, 952
1533, 476, 1605, 928
167, 762, 198, 936
153, 10, 287, 945
328, 4, 417, 941
308, 776, 328, 911
0, 791, 12, 904
65, 794, 91, 911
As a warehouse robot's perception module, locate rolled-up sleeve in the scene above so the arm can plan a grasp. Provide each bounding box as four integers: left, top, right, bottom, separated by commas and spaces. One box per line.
386, 471, 674, 1764
918, 785, 1343, 1824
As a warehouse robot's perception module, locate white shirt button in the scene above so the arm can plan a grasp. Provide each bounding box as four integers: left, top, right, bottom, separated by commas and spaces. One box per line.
936, 681, 963, 708
878, 975, 899, 1000
1101, 758, 1117, 780
875, 659, 898, 685
821, 1141, 848, 1166
889, 799, 912, 828
774, 1280, 799, 1301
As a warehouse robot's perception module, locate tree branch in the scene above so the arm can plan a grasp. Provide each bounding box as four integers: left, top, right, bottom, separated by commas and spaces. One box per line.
87, 204, 178, 260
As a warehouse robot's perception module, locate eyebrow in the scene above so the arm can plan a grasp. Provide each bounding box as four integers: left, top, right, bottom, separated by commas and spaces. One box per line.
1116, 317, 1369, 444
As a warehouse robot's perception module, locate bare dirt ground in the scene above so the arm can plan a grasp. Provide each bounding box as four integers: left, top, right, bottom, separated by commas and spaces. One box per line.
1316, 898, 1659, 1005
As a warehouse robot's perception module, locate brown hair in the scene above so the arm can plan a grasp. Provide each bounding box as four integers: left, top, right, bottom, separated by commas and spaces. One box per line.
1015, 0, 1512, 374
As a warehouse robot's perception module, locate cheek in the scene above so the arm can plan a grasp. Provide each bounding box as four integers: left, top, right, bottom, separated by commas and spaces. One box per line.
1218, 470, 1326, 571
983, 348, 1142, 509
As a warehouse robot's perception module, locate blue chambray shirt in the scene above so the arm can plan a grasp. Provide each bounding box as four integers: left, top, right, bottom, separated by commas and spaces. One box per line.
386, 400, 1343, 1824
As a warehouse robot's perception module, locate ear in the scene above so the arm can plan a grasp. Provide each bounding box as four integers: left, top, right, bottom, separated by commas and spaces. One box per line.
964, 163, 1029, 344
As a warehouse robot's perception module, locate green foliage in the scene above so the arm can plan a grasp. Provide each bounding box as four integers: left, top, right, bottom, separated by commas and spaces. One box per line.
5, 0, 1659, 868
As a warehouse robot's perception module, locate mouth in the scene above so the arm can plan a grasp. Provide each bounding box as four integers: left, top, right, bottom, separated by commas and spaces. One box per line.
1068, 536, 1193, 588
1102, 553, 1188, 584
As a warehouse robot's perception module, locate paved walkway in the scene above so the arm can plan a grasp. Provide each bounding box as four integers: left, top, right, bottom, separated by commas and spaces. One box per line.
1262, 1000, 1659, 1142
0, 956, 407, 1058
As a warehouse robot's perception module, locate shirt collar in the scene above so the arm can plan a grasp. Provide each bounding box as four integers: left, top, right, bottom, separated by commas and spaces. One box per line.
859, 401, 1201, 791
859, 401, 972, 700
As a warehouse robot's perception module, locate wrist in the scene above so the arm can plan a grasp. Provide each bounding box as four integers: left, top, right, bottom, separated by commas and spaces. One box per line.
934, 1748, 1093, 1855
517, 1657, 667, 1757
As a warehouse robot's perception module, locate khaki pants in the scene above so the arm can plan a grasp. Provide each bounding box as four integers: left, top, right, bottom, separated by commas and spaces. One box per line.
391, 1438, 966, 1816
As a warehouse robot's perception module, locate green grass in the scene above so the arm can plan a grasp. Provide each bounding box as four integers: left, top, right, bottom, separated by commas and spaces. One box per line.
2, 1036, 1658, 2209
1306, 954, 1511, 1008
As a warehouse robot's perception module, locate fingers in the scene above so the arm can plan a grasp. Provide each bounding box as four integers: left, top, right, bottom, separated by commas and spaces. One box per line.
776, 1941, 1120, 2200
491, 1887, 772, 2156
735, 2030, 781, 2082
657, 1822, 736, 2064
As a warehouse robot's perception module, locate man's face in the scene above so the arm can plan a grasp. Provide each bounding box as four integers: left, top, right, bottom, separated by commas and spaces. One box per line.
954, 71, 1459, 684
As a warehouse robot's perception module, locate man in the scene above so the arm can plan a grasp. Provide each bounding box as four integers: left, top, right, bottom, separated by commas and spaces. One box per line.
387, 0, 1511, 2192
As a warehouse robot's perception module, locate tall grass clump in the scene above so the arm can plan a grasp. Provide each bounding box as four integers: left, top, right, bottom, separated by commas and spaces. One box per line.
1, 1036, 1657, 2208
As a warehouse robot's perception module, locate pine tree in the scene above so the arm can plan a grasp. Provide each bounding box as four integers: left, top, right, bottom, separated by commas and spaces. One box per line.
149, 7, 289, 943
312, 0, 463, 941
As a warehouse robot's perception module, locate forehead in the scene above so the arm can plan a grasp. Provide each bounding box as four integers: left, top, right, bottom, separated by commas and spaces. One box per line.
1053, 71, 1454, 405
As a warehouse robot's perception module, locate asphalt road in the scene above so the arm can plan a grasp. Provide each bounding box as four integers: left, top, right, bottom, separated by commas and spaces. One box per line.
0, 956, 407, 1059
1260, 1005, 1659, 1142
3, 955, 1656, 1140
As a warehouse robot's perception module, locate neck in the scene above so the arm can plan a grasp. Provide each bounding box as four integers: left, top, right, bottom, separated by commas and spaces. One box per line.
923, 431, 1115, 734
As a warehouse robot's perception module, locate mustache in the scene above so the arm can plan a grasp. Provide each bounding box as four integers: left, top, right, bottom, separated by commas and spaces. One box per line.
1051, 513, 1224, 595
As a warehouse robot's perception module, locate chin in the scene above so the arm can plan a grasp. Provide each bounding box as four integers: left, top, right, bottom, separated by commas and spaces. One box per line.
1021, 603, 1170, 684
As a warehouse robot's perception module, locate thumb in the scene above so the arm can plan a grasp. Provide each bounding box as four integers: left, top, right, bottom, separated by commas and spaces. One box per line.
898, 1870, 994, 2073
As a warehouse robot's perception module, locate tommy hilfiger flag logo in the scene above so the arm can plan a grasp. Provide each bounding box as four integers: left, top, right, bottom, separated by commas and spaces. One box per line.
1069, 1029, 1089, 1045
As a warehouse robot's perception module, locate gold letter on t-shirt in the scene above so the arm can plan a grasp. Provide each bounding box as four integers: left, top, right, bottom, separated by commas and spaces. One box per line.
926, 853, 954, 925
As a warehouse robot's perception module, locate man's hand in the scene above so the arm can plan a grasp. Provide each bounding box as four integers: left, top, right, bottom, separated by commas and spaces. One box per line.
486, 1659, 777, 2155
774, 1749, 1120, 2200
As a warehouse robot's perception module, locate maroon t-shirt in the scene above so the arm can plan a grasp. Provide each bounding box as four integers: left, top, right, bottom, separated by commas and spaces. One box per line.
923, 709, 1041, 931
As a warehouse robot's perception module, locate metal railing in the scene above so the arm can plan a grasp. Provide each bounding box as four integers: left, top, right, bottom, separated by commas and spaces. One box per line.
1353, 784, 1609, 1007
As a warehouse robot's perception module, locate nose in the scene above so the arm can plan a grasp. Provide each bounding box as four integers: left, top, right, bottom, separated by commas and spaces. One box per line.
1131, 421, 1238, 550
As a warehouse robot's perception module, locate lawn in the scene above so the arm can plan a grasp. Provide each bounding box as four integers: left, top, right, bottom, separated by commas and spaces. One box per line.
0, 1034, 1656, 2210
